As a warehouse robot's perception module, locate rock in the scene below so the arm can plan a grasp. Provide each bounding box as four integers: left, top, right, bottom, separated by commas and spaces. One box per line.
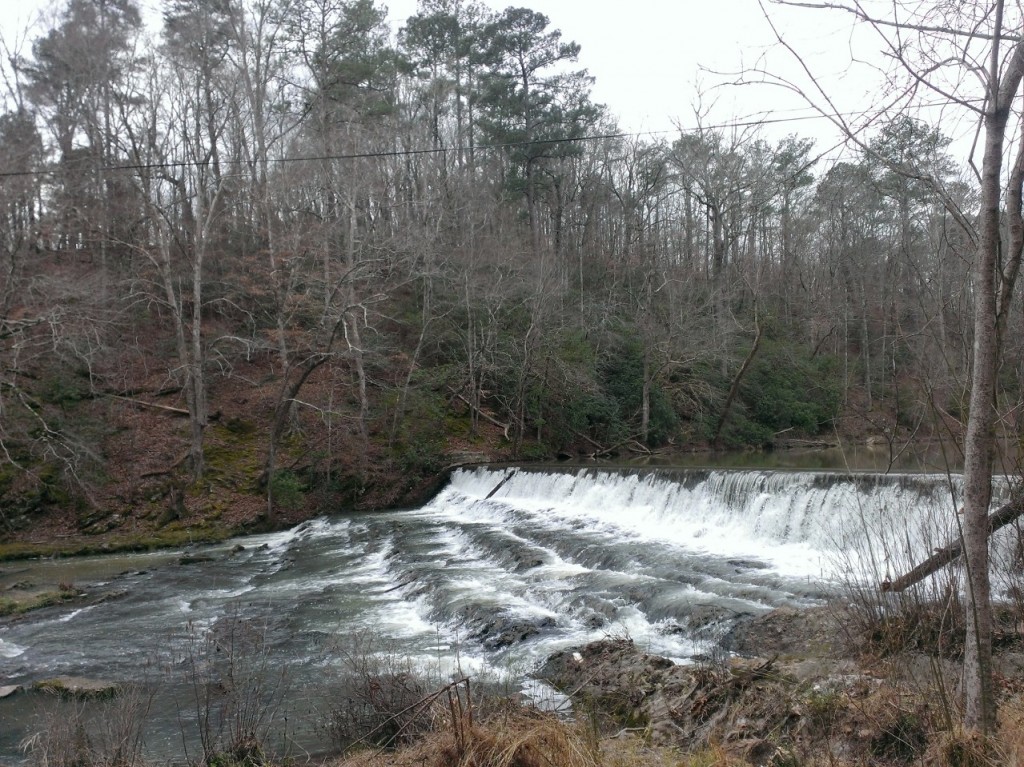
686, 603, 754, 635
511, 553, 545, 571
541, 639, 807, 754
445, 450, 490, 466
92, 589, 129, 605
725, 605, 839, 657
784, 657, 860, 683
0, 685, 22, 698
541, 607, 955, 765
473, 614, 555, 650
738, 738, 778, 764
178, 554, 215, 565
726, 558, 770, 570
540, 638, 675, 712
33, 676, 121, 699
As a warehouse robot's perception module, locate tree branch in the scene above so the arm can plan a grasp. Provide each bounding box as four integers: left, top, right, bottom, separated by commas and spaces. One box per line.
881, 495, 1024, 592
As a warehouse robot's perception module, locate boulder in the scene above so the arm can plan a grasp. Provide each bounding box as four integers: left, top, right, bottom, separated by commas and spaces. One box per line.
725, 605, 839, 657
472, 613, 555, 650
33, 676, 121, 699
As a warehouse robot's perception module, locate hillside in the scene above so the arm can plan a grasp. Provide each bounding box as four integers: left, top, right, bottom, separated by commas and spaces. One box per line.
0, 0, 1011, 553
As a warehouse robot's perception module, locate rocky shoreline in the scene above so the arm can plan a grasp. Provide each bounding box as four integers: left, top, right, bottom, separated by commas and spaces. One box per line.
536, 606, 1024, 765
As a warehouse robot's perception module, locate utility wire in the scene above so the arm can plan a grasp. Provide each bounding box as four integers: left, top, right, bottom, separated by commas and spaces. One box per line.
0, 98, 989, 181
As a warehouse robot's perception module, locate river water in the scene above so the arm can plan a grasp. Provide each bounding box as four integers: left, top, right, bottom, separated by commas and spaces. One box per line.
0, 464, 1007, 762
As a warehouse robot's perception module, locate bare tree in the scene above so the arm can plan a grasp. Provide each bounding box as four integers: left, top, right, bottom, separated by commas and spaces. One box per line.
761, 0, 1024, 733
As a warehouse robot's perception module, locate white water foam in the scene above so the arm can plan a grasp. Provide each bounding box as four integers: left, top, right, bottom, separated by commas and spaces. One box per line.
0, 638, 26, 658
57, 605, 96, 623
442, 467, 963, 581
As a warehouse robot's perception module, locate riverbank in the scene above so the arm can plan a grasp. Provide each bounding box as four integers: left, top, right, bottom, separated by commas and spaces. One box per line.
7, 464, 1022, 765
325, 606, 1024, 767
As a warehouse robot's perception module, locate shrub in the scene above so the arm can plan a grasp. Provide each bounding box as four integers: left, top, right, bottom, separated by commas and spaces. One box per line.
179, 615, 290, 767
268, 470, 305, 511
317, 631, 437, 751
740, 341, 840, 436
597, 339, 679, 447
21, 685, 155, 767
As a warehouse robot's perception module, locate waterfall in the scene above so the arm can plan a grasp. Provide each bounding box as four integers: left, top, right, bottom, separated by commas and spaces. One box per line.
442, 466, 974, 579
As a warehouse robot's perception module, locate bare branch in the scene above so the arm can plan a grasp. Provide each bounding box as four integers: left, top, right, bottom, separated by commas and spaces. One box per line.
772, 1, 1020, 42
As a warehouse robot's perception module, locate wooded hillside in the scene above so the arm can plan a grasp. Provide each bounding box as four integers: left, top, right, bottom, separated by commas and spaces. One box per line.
0, 0, 1013, 536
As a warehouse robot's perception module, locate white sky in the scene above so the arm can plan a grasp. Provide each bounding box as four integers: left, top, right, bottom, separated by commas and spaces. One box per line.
0, 0, 986, 162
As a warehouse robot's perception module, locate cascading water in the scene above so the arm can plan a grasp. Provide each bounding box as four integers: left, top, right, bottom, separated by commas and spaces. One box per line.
0, 465, 1007, 763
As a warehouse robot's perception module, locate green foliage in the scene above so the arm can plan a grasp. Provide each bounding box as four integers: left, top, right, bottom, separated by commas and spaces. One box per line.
474, 6, 601, 203
224, 417, 256, 436
715, 411, 775, 449
39, 371, 91, 407
598, 339, 679, 446
680, 340, 840, 448
563, 390, 623, 445
392, 385, 448, 475
396, 440, 446, 474
740, 341, 840, 436
269, 470, 305, 511
0, 460, 78, 530
515, 440, 551, 462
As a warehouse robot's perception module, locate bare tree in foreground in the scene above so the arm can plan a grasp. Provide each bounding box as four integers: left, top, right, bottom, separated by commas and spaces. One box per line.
760, 0, 1024, 734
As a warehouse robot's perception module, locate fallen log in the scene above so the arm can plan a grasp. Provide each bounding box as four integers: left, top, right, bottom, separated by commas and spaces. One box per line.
881, 495, 1024, 592
590, 433, 643, 459
111, 394, 189, 416
570, 428, 606, 452
454, 393, 510, 439
139, 450, 190, 479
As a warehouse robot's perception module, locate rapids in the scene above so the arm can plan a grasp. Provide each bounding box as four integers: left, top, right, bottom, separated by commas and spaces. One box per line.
0, 465, 1002, 762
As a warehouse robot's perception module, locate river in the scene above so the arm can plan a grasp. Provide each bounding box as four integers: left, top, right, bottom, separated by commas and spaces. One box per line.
0, 463, 1010, 763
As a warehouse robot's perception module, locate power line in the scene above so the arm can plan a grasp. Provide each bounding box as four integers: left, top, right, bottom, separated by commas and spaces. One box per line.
0, 99, 989, 181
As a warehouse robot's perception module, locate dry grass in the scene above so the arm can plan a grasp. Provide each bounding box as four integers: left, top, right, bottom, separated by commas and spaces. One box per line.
330, 706, 599, 767
328, 701, 790, 767
993, 696, 1024, 767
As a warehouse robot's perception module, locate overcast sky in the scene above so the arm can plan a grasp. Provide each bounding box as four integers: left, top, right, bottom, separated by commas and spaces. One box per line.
0, 0, 982, 161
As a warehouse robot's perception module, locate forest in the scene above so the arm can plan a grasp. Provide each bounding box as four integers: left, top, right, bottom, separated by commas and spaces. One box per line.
0, 0, 1015, 533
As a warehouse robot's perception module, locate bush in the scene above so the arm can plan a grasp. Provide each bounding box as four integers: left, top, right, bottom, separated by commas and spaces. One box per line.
179, 615, 289, 767
268, 470, 305, 511
21, 684, 155, 767
597, 339, 678, 447
391, 386, 447, 474
740, 341, 840, 436
317, 631, 437, 751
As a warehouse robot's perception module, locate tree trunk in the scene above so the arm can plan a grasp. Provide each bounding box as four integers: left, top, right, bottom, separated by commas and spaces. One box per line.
961, 3, 1018, 730
264, 355, 327, 520
189, 234, 207, 482
713, 314, 762, 448
881, 496, 1024, 593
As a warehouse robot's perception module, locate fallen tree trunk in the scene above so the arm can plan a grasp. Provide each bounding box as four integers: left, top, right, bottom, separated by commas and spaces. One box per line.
111, 395, 189, 416
454, 393, 510, 439
881, 495, 1024, 592
713, 316, 762, 448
